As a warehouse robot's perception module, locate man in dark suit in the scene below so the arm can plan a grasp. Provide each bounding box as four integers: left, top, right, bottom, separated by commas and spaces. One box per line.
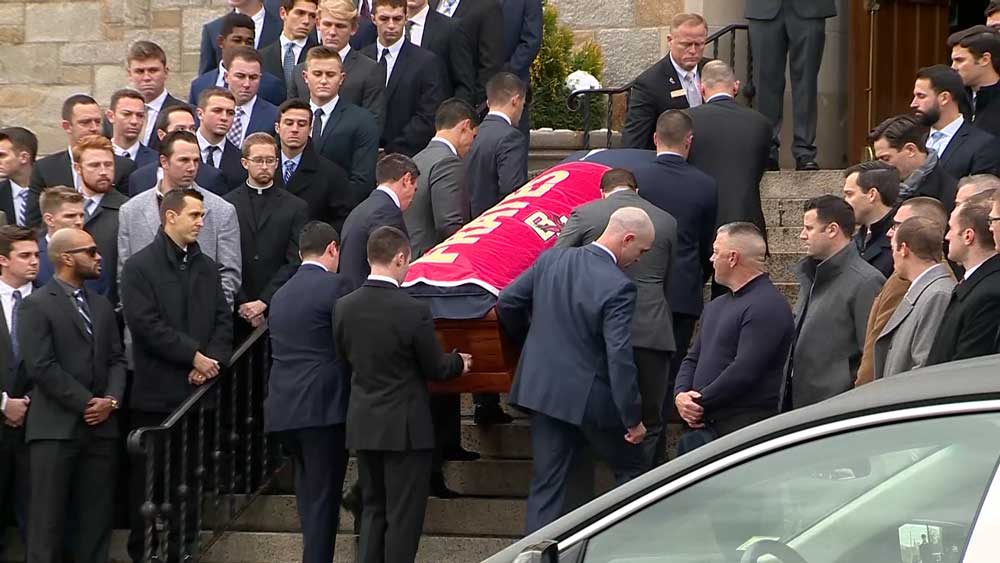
222, 47, 282, 148
464, 72, 528, 218
843, 161, 900, 279
127, 104, 231, 197
302, 46, 380, 202
195, 87, 248, 191
350, 0, 377, 49
0, 127, 38, 227
20, 227, 125, 563
36, 187, 86, 287
27, 94, 136, 227
948, 26, 1000, 138
334, 225, 470, 563
622, 13, 710, 151
500, 0, 541, 141
200, 0, 283, 75
225, 133, 308, 330
120, 188, 233, 562
869, 114, 960, 213
557, 169, 678, 469
913, 65, 1000, 179
260, 0, 320, 94
275, 99, 353, 231
106, 89, 158, 169
406, 0, 476, 104
362, 0, 448, 156
264, 221, 349, 563
288, 0, 386, 131
500, 207, 652, 532
927, 192, 1000, 364
747, 0, 835, 170
338, 153, 414, 291
431, 0, 504, 108
123, 41, 186, 153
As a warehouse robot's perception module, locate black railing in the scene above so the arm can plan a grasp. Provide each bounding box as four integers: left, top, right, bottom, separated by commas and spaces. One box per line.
566, 23, 755, 149
127, 323, 279, 562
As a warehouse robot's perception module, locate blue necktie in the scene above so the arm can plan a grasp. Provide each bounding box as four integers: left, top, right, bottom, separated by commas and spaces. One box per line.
283, 160, 297, 183
72, 289, 93, 335
10, 290, 21, 364
15, 190, 27, 227
283, 43, 297, 85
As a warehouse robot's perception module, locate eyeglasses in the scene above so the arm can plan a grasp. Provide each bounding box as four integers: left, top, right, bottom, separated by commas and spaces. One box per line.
245, 157, 278, 166
64, 246, 99, 258
989, 216, 1000, 224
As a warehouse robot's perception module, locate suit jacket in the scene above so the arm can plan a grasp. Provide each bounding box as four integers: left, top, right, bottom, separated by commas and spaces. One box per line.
906, 159, 958, 213
686, 96, 770, 240
334, 279, 464, 451
208, 139, 249, 191
431, 0, 504, 106
224, 183, 308, 305
405, 139, 469, 258
265, 264, 350, 432
972, 82, 1000, 138
632, 153, 718, 317
199, 10, 283, 75
745, 0, 837, 19
501, 0, 542, 80
0, 180, 19, 227
338, 189, 407, 292
275, 146, 353, 232
926, 254, 1000, 365
419, 10, 476, 104
350, 15, 378, 50
118, 184, 242, 307
288, 47, 386, 133
127, 161, 229, 197
874, 264, 956, 379
621, 57, 711, 150
26, 151, 136, 227
499, 245, 642, 429
242, 98, 281, 141
0, 282, 37, 441
361, 41, 447, 156
36, 235, 54, 287
309, 100, 379, 203
464, 114, 527, 217
853, 211, 895, 279
936, 121, 1000, 180
19, 280, 126, 442
188, 69, 288, 108
101, 94, 186, 153
121, 233, 233, 413
84, 189, 128, 304
133, 144, 159, 170
260, 34, 319, 95
556, 189, 678, 352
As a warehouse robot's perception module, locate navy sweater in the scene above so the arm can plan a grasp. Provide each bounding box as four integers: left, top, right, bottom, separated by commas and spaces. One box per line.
674, 274, 795, 417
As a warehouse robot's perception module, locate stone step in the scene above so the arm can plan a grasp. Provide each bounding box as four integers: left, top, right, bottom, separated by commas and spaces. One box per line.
762, 197, 810, 228
760, 169, 843, 200
460, 418, 532, 460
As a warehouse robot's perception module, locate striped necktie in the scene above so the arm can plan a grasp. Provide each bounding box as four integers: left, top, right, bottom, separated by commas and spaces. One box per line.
72, 289, 93, 335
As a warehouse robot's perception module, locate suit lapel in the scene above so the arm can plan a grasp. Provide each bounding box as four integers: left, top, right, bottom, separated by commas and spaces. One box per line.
319, 102, 347, 148
941, 124, 969, 164
257, 189, 279, 229
49, 282, 93, 342
140, 191, 162, 239
955, 254, 1000, 300
385, 42, 410, 100
53, 151, 75, 187
0, 180, 14, 222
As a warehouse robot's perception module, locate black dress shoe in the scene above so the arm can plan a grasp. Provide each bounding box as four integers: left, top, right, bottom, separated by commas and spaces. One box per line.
795, 159, 819, 171
474, 405, 514, 426
442, 446, 481, 462
430, 473, 462, 498
766, 157, 780, 171
341, 483, 362, 533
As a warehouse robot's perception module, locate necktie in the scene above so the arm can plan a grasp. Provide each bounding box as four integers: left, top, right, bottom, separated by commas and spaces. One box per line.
684, 73, 701, 107
438, 0, 458, 16
84, 198, 97, 221
283, 159, 297, 183
204, 145, 219, 167
405, 20, 414, 43
10, 290, 21, 365
227, 106, 245, 147
283, 42, 297, 85
15, 190, 27, 227
142, 104, 155, 145
312, 108, 325, 140
72, 289, 93, 335
379, 48, 391, 85
359, 0, 370, 19
929, 131, 946, 155
120, 150, 132, 160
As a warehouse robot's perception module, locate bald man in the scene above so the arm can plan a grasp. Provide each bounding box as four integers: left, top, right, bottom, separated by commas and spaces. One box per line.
498, 207, 653, 533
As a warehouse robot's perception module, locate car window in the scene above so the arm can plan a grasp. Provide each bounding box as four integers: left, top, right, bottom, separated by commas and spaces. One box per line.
581, 412, 1000, 563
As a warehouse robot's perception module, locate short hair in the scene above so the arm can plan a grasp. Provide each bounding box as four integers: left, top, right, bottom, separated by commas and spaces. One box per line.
894, 216, 945, 262
868, 114, 929, 153
948, 26, 1000, 73
655, 109, 693, 147
278, 98, 314, 121
299, 220, 340, 256
956, 192, 995, 250
845, 160, 900, 206
899, 196, 949, 227
220, 12, 255, 38
127, 40, 167, 66
717, 221, 767, 265
599, 168, 637, 193
366, 226, 410, 265
486, 72, 525, 106
989, 1, 1000, 18
109, 88, 145, 111
700, 60, 736, 89
155, 104, 197, 134
159, 187, 204, 223
197, 86, 236, 109
223, 45, 263, 69
71, 134, 114, 164
281, 0, 319, 9
959, 173, 1000, 192
0, 127, 38, 163
670, 13, 707, 32
40, 186, 84, 217
305, 45, 343, 68
804, 195, 855, 236
0, 225, 38, 258
62, 94, 98, 122
375, 153, 419, 185
372, 0, 406, 12
916, 64, 971, 110
435, 98, 477, 130
318, 0, 358, 23
159, 130, 199, 159
241, 132, 278, 158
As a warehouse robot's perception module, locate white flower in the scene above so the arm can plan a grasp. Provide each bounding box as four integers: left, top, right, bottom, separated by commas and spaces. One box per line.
565, 70, 601, 92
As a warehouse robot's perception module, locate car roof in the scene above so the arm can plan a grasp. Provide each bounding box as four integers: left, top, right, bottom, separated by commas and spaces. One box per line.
483, 354, 1000, 562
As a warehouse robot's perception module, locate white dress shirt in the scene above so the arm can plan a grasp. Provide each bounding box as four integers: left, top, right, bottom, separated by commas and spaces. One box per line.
67, 146, 81, 190
241, 5, 267, 48
113, 142, 141, 161
670, 53, 701, 108
143, 89, 169, 145
279, 34, 308, 67
927, 115, 965, 158
339, 44, 352, 61
216, 62, 229, 87
431, 136, 458, 156
407, 4, 430, 47
437, 0, 461, 17
367, 274, 400, 287
0, 279, 31, 412
591, 241, 618, 264
376, 38, 405, 86
309, 96, 340, 138
301, 260, 328, 271
197, 130, 226, 168
487, 110, 512, 126
963, 255, 995, 281
376, 185, 401, 208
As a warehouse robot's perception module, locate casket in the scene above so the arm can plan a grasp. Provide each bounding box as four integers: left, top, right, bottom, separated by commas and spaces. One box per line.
405, 149, 657, 394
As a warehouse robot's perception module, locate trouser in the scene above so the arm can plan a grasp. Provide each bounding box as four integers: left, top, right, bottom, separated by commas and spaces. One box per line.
634, 347, 673, 468
430, 394, 461, 477
0, 426, 30, 548
677, 409, 776, 457
356, 449, 433, 563
278, 425, 348, 563
656, 313, 699, 466
748, 4, 827, 162
27, 435, 117, 563
525, 412, 644, 534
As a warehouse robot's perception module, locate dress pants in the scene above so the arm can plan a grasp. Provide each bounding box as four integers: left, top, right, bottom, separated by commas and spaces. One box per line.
655, 313, 699, 465
27, 434, 116, 563
430, 394, 461, 476
525, 412, 644, 534
634, 347, 672, 468
356, 449, 432, 563
278, 425, 348, 563
0, 426, 30, 547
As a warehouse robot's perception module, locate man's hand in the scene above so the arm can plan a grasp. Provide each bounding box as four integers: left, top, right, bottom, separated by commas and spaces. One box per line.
188, 369, 208, 386
625, 422, 647, 444
675, 391, 705, 428
459, 353, 473, 374
2, 396, 29, 427
83, 397, 115, 426
193, 352, 220, 378
238, 301, 267, 323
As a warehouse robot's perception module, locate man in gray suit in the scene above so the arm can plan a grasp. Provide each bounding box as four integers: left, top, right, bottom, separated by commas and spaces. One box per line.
556, 168, 677, 468
874, 217, 956, 380
746, 0, 836, 170
117, 130, 241, 307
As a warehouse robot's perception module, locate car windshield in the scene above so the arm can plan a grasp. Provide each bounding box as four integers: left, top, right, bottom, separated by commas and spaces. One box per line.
582, 412, 1000, 563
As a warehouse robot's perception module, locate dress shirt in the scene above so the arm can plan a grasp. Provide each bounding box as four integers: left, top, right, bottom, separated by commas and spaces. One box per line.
301, 260, 328, 271
241, 5, 267, 48
9, 180, 28, 227
927, 115, 964, 158
216, 62, 229, 87
407, 4, 430, 46
279, 34, 308, 65
197, 130, 226, 168
281, 150, 303, 176
339, 44, 352, 61
437, 0, 460, 16
909, 262, 938, 290
0, 279, 31, 412
487, 111, 512, 126
670, 53, 701, 107
309, 96, 340, 137
706, 92, 734, 103
590, 241, 617, 264
963, 255, 995, 281
656, 150, 685, 159
367, 274, 400, 287
375, 185, 401, 208
431, 136, 458, 156
143, 89, 170, 145
114, 142, 141, 161
68, 146, 81, 190
376, 38, 405, 85
232, 96, 258, 147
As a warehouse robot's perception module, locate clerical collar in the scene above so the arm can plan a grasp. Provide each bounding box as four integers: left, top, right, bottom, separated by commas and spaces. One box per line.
247, 181, 274, 195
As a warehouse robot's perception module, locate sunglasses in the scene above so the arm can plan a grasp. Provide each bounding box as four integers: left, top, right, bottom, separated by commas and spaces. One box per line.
64, 246, 99, 258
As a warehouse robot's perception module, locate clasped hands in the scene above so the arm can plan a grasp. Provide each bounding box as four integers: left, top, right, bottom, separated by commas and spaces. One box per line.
675, 391, 705, 428
188, 351, 222, 386
238, 300, 267, 328
2, 396, 30, 428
